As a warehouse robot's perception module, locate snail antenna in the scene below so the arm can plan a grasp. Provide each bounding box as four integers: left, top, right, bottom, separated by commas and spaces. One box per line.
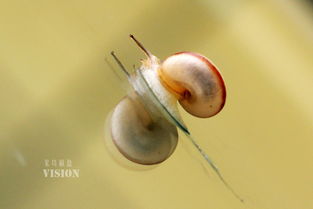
110, 51, 130, 78
129, 34, 152, 58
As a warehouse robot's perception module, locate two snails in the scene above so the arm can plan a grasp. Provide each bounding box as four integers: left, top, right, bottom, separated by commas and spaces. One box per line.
107, 35, 226, 165
106, 35, 243, 202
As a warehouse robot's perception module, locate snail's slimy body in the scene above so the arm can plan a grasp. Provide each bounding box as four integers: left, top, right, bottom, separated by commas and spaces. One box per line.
132, 55, 187, 130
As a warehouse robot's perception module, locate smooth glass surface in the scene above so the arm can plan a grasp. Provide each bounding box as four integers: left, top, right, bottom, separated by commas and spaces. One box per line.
1, 0, 313, 209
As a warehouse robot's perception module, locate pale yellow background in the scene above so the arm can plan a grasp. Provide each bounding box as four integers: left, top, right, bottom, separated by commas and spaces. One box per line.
0, 0, 312, 209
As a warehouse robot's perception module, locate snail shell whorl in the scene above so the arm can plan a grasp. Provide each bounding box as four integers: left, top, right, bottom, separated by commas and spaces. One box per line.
159, 52, 226, 118
110, 94, 178, 165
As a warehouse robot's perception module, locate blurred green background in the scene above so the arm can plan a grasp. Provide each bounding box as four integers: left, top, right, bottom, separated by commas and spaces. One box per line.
0, 0, 313, 209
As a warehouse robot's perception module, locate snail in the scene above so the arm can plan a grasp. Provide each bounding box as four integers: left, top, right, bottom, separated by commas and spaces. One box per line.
106, 35, 243, 202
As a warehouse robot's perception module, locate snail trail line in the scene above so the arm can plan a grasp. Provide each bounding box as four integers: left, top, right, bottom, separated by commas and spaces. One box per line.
185, 133, 244, 203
